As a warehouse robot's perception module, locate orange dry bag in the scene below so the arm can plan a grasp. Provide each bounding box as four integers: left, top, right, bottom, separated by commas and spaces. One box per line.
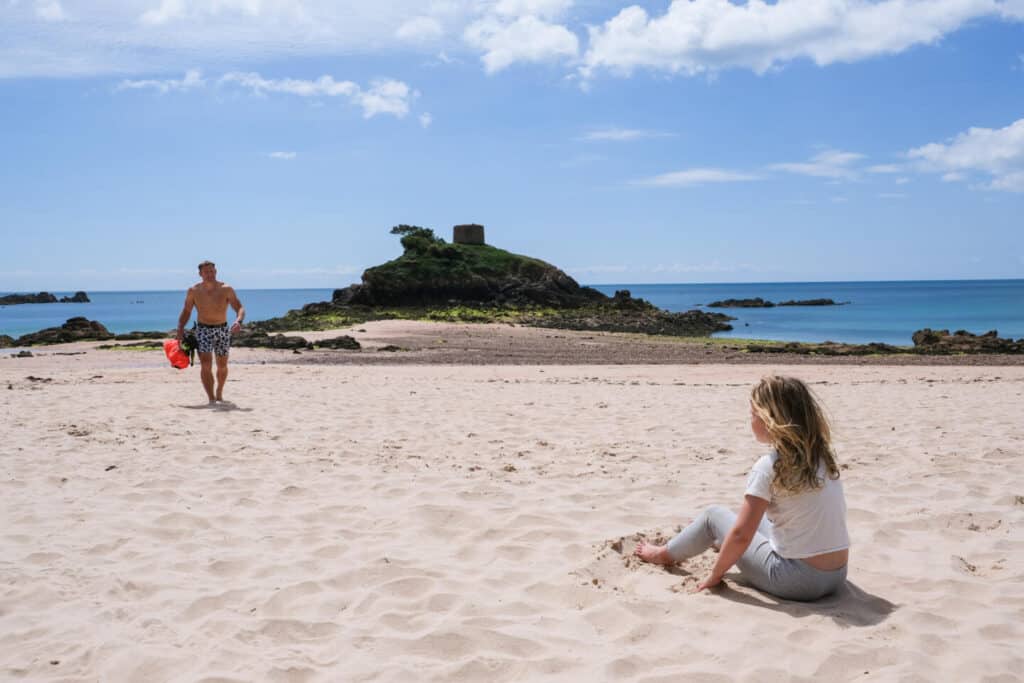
163, 339, 190, 370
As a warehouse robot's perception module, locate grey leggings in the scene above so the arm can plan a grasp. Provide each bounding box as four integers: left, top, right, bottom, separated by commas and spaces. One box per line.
666, 505, 847, 601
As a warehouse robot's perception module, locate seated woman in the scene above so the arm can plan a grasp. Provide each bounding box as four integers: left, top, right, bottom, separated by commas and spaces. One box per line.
636, 375, 849, 601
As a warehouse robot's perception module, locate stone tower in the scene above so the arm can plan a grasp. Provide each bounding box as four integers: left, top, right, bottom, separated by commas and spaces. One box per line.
453, 223, 485, 245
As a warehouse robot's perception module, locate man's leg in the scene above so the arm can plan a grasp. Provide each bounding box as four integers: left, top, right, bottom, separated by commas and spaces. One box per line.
215, 355, 228, 401
198, 352, 216, 402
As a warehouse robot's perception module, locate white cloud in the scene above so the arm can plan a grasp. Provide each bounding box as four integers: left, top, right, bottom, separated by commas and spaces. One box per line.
116, 68, 205, 93
868, 163, 904, 174
895, 177, 911, 184
221, 73, 415, 118
115, 70, 417, 119
990, 171, 1024, 191
356, 79, 416, 118
0, 1, 483, 77
220, 72, 358, 97
36, 1, 67, 21
907, 117, 1024, 191
268, 151, 296, 160
878, 192, 906, 199
582, 0, 1024, 80
397, 16, 444, 42
580, 127, 673, 141
419, 112, 433, 128
771, 149, 865, 179
3, 0, 1021, 79
632, 168, 760, 187
465, 14, 579, 73
493, 0, 573, 20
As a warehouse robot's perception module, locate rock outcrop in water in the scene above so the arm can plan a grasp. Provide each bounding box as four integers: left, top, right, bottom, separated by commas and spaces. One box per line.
911, 329, 1024, 354
11, 317, 113, 346
0, 291, 90, 305
331, 225, 608, 308
254, 225, 735, 338
742, 328, 1023, 356
708, 297, 846, 308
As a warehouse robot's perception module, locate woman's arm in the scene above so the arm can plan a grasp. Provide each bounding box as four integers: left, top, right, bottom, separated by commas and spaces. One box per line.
697, 494, 769, 591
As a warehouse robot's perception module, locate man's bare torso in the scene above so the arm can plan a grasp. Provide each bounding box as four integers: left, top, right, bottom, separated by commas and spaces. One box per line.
191, 281, 234, 325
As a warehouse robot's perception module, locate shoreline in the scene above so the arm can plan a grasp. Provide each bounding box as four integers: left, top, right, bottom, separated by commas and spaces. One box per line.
4, 320, 1024, 367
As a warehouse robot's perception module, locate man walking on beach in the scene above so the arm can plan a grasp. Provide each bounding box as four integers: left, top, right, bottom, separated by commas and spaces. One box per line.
177, 261, 245, 404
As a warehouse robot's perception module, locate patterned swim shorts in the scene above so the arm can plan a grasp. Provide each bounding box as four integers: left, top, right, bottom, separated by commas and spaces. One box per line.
195, 323, 231, 356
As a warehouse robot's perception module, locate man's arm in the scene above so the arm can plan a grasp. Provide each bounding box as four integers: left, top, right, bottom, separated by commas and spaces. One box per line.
227, 287, 245, 334
697, 494, 769, 591
177, 289, 195, 341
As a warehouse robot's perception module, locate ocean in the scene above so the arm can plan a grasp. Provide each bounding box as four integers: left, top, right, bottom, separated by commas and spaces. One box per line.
1, 280, 1022, 346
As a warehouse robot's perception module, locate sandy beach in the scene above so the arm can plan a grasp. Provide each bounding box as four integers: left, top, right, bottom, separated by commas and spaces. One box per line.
2, 322, 1023, 682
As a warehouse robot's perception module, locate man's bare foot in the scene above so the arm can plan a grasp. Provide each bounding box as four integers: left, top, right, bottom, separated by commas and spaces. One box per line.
634, 542, 674, 565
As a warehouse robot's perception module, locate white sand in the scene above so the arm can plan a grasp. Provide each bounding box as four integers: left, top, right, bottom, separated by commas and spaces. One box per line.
2, 348, 1023, 681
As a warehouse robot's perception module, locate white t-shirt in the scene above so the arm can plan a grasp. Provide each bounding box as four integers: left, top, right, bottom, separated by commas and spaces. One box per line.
745, 451, 850, 559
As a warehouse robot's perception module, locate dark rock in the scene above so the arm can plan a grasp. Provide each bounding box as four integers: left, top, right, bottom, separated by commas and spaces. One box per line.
114, 331, 169, 341
0, 291, 58, 305
708, 298, 776, 308
0, 335, 14, 348
315, 335, 361, 350
529, 306, 734, 337
15, 350, 33, 358
232, 330, 309, 350
378, 345, 403, 352
911, 328, 1024, 354
745, 341, 902, 356
16, 317, 113, 345
59, 291, 90, 303
777, 298, 846, 306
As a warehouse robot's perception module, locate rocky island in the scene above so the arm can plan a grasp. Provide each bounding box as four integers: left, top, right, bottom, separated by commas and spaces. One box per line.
0, 291, 90, 305
707, 297, 846, 308
253, 225, 735, 338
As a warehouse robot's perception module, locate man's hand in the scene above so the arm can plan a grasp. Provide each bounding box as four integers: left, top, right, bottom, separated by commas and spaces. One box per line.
230, 321, 242, 335
176, 327, 184, 342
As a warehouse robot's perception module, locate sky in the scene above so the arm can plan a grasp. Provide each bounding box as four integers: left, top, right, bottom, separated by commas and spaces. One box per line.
2, 0, 1023, 291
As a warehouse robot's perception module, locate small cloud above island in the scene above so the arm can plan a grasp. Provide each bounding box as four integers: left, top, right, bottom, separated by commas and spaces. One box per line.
580, 127, 675, 142
631, 168, 760, 187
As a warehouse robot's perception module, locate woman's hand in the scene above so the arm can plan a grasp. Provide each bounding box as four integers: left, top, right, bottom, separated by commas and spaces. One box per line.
695, 573, 723, 592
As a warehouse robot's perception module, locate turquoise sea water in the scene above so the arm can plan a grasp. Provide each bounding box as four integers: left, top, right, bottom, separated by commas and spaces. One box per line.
1, 280, 1022, 345
590, 280, 1024, 345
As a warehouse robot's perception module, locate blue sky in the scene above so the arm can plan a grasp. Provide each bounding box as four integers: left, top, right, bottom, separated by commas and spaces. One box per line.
2, 0, 1023, 290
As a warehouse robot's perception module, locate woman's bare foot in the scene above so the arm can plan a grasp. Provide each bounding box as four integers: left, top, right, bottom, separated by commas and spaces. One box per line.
634, 542, 674, 565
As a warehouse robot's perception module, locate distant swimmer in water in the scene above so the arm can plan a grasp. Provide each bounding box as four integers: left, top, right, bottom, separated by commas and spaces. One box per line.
177, 260, 245, 404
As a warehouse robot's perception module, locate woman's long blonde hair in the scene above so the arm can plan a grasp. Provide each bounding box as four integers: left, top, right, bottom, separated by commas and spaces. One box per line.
751, 375, 840, 494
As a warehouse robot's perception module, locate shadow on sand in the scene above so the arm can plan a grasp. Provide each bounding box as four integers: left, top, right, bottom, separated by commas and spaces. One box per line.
178, 401, 253, 412
711, 579, 897, 628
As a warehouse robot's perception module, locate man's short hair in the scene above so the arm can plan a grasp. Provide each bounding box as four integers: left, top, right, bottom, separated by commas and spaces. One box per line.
197, 260, 216, 271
